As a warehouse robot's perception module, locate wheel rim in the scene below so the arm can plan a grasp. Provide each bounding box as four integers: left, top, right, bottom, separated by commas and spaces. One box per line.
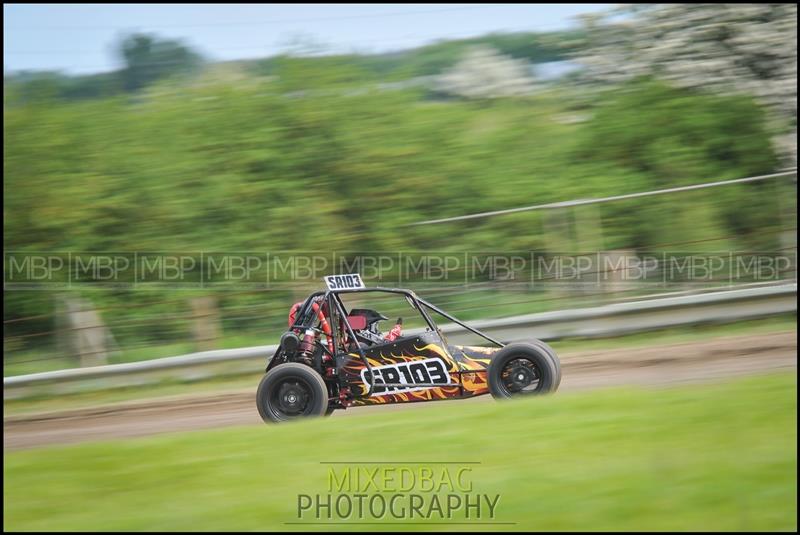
499, 357, 542, 396
266, 375, 317, 421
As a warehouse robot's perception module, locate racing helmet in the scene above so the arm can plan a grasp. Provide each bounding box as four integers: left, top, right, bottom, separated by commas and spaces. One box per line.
349, 308, 388, 332
348, 308, 389, 345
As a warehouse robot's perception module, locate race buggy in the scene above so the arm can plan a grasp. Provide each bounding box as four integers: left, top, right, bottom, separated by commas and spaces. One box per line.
256, 274, 561, 423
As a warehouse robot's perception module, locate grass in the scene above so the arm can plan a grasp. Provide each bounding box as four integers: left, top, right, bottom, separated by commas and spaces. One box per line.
550, 312, 797, 354
4, 313, 796, 417
3, 333, 277, 377
4, 372, 797, 531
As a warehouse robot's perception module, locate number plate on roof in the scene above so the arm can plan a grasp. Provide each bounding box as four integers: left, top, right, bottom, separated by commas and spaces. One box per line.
324, 273, 365, 290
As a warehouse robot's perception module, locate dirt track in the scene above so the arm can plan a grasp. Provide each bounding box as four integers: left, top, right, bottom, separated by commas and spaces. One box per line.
4, 331, 797, 451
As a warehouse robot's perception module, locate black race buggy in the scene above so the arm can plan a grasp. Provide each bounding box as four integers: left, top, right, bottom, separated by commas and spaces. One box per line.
256, 281, 560, 423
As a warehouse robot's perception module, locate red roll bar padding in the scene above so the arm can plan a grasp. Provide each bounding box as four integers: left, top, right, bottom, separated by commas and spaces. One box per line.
288, 302, 302, 327
311, 301, 335, 354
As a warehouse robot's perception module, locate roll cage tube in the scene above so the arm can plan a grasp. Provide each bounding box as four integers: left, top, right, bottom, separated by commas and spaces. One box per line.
325, 291, 375, 397
285, 287, 503, 397
329, 287, 441, 332
288, 291, 325, 331
285, 290, 376, 398
331, 287, 506, 348
328, 287, 443, 399
417, 297, 506, 348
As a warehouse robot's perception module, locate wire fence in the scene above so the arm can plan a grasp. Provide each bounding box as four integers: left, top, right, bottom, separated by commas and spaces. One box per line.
4, 168, 797, 376
4, 255, 796, 375
408, 169, 798, 226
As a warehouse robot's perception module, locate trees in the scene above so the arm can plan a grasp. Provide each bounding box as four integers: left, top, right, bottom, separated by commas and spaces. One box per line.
118, 33, 204, 92
435, 45, 536, 100
5, 20, 790, 348
3, 76, 784, 350
577, 80, 775, 179
574, 4, 798, 165
575, 79, 779, 250
4, 33, 204, 105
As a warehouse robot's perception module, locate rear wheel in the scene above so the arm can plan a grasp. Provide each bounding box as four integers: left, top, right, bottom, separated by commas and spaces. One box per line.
488, 341, 560, 400
256, 363, 328, 423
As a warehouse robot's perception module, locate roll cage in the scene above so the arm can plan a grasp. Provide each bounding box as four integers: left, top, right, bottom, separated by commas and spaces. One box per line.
288, 287, 505, 398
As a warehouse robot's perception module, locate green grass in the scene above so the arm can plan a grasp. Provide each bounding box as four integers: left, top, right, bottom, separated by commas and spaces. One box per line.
4, 372, 797, 531
3, 373, 264, 416
549, 313, 797, 354
3, 333, 279, 377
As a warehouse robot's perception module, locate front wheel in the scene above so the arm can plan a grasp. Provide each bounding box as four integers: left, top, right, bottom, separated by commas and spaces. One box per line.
256, 363, 329, 423
488, 341, 561, 400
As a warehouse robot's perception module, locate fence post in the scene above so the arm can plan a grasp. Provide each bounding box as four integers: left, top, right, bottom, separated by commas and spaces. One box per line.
575, 204, 605, 253
778, 178, 797, 281
542, 209, 569, 298
64, 297, 109, 367
191, 296, 221, 352
601, 249, 635, 299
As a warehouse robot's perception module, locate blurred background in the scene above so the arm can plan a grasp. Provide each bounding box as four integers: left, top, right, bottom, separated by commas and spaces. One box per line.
3, 4, 797, 531
4, 3, 797, 375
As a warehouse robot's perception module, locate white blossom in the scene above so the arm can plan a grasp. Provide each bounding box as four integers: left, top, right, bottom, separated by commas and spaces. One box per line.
436, 45, 537, 99
574, 4, 797, 164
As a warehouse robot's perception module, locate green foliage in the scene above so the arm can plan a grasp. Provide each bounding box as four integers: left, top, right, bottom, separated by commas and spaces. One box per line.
3, 33, 203, 105
389, 30, 583, 78
574, 79, 779, 249
267, 54, 377, 92
5, 71, 117, 104
578, 80, 775, 179
3, 74, 784, 354
118, 33, 204, 92
249, 29, 581, 83
4, 30, 577, 106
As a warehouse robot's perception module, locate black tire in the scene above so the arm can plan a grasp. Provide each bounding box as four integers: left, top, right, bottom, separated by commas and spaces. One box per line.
256, 363, 329, 423
488, 341, 561, 400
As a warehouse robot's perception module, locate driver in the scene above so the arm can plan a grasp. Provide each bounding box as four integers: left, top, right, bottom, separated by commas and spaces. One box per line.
349, 309, 402, 347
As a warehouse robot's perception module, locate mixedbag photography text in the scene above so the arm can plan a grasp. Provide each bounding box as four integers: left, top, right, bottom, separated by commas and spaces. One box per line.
296, 463, 501, 521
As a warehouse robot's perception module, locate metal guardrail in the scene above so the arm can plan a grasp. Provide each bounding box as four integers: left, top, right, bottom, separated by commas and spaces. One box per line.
443, 282, 798, 342
3, 283, 796, 398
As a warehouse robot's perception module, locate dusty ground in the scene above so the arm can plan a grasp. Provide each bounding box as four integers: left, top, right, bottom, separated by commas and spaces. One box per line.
4, 331, 796, 451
